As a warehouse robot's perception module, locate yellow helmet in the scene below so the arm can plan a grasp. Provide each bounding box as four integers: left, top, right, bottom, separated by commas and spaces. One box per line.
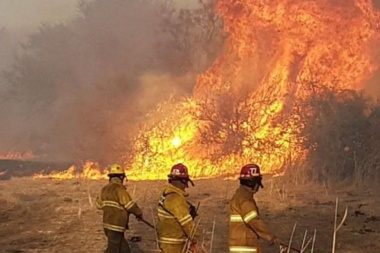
108, 164, 125, 176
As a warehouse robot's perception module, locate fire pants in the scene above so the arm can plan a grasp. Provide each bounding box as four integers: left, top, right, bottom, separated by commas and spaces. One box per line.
104, 229, 131, 253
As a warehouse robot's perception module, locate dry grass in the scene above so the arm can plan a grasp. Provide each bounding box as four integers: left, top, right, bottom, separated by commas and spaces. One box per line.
1, 176, 380, 253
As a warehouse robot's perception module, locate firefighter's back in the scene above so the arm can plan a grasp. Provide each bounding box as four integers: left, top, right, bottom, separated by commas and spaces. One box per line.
100, 180, 129, 232
157, 188, 188, 243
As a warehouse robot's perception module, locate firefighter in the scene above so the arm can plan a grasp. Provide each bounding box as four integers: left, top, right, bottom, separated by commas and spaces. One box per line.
156, 163, 199, 253
96, 164, 143, 253
229, 163, 279, 253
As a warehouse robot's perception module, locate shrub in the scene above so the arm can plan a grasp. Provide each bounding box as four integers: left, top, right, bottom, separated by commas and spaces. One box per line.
298, 86, 380, 181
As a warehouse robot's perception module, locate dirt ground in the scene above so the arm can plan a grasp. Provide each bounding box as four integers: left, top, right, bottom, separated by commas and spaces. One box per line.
1, 176, 380, 253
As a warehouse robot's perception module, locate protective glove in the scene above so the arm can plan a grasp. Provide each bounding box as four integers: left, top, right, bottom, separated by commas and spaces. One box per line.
189, 204, 198, 220
95, 197, 103, 210
136, 214, 143, 221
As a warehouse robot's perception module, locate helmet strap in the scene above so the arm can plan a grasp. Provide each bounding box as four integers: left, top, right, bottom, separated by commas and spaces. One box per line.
188, 178, 195, 187
109, 174, 125, 182
258, 176, 264, 188
169, 177, 194, 188
180, 179, 189, 188
240, 176, 264, 189
179, 178, 195, 187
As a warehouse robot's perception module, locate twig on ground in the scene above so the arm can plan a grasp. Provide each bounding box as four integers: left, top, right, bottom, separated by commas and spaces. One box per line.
332, 197, 348, 253
311, 229, 317, 253
78, 207, 82, 220
150, 207, 159, 251
132, 185, 136, 199
209, 215, 216, 253
224, 182, 229, 200
301, 237, 312, 252
87, 184, 93, 208
270, 179, 273, 195
324, 182, 329, 196
143, 188, 148, 202
301, 229, 308, 250
286, 222, 297, 253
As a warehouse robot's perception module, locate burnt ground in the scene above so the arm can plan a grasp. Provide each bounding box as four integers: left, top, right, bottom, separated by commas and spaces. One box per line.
0, 169, 380, 253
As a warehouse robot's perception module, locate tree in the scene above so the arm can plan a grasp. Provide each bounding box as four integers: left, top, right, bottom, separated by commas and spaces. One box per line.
0, 0, 225, 164
157, 0, 225, 76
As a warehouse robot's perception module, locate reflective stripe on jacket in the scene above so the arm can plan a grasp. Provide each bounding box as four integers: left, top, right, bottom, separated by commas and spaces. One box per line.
96, 178, 142, 232
229, 246, 258, 252
156, 184, 195, 245
229, 185, 275, 252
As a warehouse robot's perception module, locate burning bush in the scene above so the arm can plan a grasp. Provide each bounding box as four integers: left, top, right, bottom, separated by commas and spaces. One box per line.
128, 0, 380, 180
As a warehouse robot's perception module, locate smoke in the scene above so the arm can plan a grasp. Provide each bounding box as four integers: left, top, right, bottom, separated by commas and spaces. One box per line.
366, 2, 380, 98
366, 0, 380, 97
137, 73, 196, 110
2, 0, 376, 165
365, 71, 380, 98
371, 0, 380, 97
0, 0, 81, 30
0, 0, 218, 164
375, 0, 380, 9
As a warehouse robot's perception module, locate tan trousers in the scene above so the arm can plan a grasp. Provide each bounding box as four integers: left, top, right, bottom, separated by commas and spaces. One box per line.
159, 243, 186, 253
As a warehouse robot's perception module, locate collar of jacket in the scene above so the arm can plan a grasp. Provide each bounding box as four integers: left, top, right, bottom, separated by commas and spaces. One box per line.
239, 184, 255, 196
110, 177, 123, 185
166, 183, 189, 197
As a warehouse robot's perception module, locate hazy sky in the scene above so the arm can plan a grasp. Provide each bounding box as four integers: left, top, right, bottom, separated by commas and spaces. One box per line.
0, 0, 197, 32
0, 0, 88, 31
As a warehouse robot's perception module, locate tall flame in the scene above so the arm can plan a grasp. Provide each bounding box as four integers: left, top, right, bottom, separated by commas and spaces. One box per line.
34, 1, 380, 180
129, 0, 380, 179
196, 0, 379, 97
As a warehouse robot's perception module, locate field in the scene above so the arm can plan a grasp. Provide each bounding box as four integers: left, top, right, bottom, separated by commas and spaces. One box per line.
1, 169, 380, 253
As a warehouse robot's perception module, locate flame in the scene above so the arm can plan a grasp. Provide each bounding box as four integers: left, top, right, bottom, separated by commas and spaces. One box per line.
33, 161, 108, 180
128, 0, 379, 179
34, 0, 380, 180
172, 136, 182, 148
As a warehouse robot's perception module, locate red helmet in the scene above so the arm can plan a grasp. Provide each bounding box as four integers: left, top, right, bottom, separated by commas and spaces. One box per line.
168, 163, 190, 178
168, 163, 194, 186
239, 163, 262, 179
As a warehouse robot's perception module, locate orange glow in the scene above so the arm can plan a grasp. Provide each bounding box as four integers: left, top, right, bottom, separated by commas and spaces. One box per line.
33, 161, 108, 180
127, 0, 379, 179
35, 0, 380, 180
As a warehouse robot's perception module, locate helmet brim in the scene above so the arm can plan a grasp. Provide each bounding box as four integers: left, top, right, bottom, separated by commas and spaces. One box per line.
168, 174, 189, 179
108, 173, 126, 177
168, 175, 194, 184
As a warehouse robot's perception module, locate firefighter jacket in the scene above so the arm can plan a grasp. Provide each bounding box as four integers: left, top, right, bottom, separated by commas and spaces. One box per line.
156, 184, 196, 245
96, 178, 142, 232
229, 185, 275, 253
